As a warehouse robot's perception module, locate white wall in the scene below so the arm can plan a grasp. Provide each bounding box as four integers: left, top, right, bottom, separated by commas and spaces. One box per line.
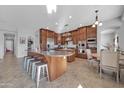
97, 26, 101, 55
97, 17, 121, 55
99, 18, 122, 31
119, 21, 124, 50
17, 28, 36, 58
101, 32, 115, 49
34, 30, 40, 51
0, 31, 4, 59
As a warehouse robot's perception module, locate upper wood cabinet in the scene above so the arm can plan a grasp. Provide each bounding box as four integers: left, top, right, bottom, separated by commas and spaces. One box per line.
60, 26, 96, 45
40, 29, 47, 50
54, 33, 61, 45
86, 26, 96, 38
61, 36, 66, 45
72, 30, 77, 44
77, 27, 87, 41
39, 25, 97, 50
47, 31, 54, 38
40, 29, 59, 50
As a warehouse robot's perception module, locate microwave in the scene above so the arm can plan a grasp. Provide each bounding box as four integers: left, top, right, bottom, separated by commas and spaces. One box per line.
87, 38, 96, 43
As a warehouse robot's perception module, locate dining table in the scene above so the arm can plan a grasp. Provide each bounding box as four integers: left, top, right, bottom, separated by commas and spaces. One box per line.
92, 51, 124, 62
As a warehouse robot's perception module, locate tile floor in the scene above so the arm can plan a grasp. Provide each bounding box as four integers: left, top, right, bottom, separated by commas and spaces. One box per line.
0, 53, 124, 88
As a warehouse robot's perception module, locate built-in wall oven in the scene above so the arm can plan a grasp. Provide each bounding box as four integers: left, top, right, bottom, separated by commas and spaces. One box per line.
78, 41, 86, 54
87, 38, 97, 48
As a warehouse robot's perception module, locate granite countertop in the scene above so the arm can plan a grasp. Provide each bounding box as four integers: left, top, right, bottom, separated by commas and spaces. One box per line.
41, 50, 74, 57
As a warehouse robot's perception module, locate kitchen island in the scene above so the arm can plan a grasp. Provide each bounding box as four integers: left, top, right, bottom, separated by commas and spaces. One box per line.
55, 48, 76, 62
28, 50, 74, 81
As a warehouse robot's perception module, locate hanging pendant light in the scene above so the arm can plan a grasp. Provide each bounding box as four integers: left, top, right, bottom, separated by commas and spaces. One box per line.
92, 10, 102, 27
46, 5, 57, 14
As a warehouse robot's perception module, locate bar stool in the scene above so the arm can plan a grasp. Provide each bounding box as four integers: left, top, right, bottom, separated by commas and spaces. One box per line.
35, 62, 49, 88
31, 56, 45, 80
31, 61, 41, 80
28, 59, 41, 75
23, 56, 33, 70
26, 58, 35, 72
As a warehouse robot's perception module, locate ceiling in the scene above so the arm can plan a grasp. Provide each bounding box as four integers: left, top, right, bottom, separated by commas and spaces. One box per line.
0, 5, 124, 33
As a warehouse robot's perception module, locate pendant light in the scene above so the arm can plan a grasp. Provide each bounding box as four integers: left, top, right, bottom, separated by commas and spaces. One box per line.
46, 5, 57, 14
92, 10, 102, 27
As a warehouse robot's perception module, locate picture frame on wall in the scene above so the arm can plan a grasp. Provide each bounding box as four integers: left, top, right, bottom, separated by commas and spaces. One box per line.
20, 37, 26, 44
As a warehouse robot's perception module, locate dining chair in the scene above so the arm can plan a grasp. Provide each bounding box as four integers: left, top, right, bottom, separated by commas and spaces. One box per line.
118, 52, 124, 80
100, 50, 120, 83
86, 49, 100, 72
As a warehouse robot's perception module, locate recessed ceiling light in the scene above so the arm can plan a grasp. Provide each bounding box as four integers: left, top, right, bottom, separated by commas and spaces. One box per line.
46, 27, 49, 29
80, 24, 82, 26
55, 22, 58, 25
69, 16, 72, 19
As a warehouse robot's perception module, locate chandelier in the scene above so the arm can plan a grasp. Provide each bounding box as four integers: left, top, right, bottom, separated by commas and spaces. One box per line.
92, 10, 102, 27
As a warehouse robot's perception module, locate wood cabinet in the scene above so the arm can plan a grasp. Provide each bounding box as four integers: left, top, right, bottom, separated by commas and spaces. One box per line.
71, 31, 75, 44
40, 29, 47, 50
54, 33, 61, 45
71, 27, 87, 44
39, 25, 97, 55
77, 27, 87, 41
87, 26, 96, 38
77, 53, 87, 59
40, 29, 59, 50
47, 31, 54, 38
54, 33, 58, 45
28, 51, 67, 81
72, 30, 78, 44
61, 36, 66, 45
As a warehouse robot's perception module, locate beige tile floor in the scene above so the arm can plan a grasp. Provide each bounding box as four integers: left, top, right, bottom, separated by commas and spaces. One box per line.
0, 53, 124, 88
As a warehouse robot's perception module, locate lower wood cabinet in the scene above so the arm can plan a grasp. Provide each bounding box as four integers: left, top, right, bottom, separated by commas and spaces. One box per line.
77, 53, 87, 59
67, 53, 75, 62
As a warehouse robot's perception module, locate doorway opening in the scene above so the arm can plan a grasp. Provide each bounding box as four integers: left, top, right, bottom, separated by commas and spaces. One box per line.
4, 33, 15, 55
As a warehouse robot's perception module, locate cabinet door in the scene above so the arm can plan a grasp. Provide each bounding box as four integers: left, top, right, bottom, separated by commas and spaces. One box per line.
54, 33, 59, 45
91, 27, 96, 38
39, 31, 42, 49
72, 31, 77, 44
72, 31, 75, 44
82, 27, 86, 40
76, 29, 80, 43
61, 36, 63, 45
61, 36, 64, 45
41, 30, 47, 50
78, 27, 85, 41
87, 26, 96, 38
87, 27, 91, 38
